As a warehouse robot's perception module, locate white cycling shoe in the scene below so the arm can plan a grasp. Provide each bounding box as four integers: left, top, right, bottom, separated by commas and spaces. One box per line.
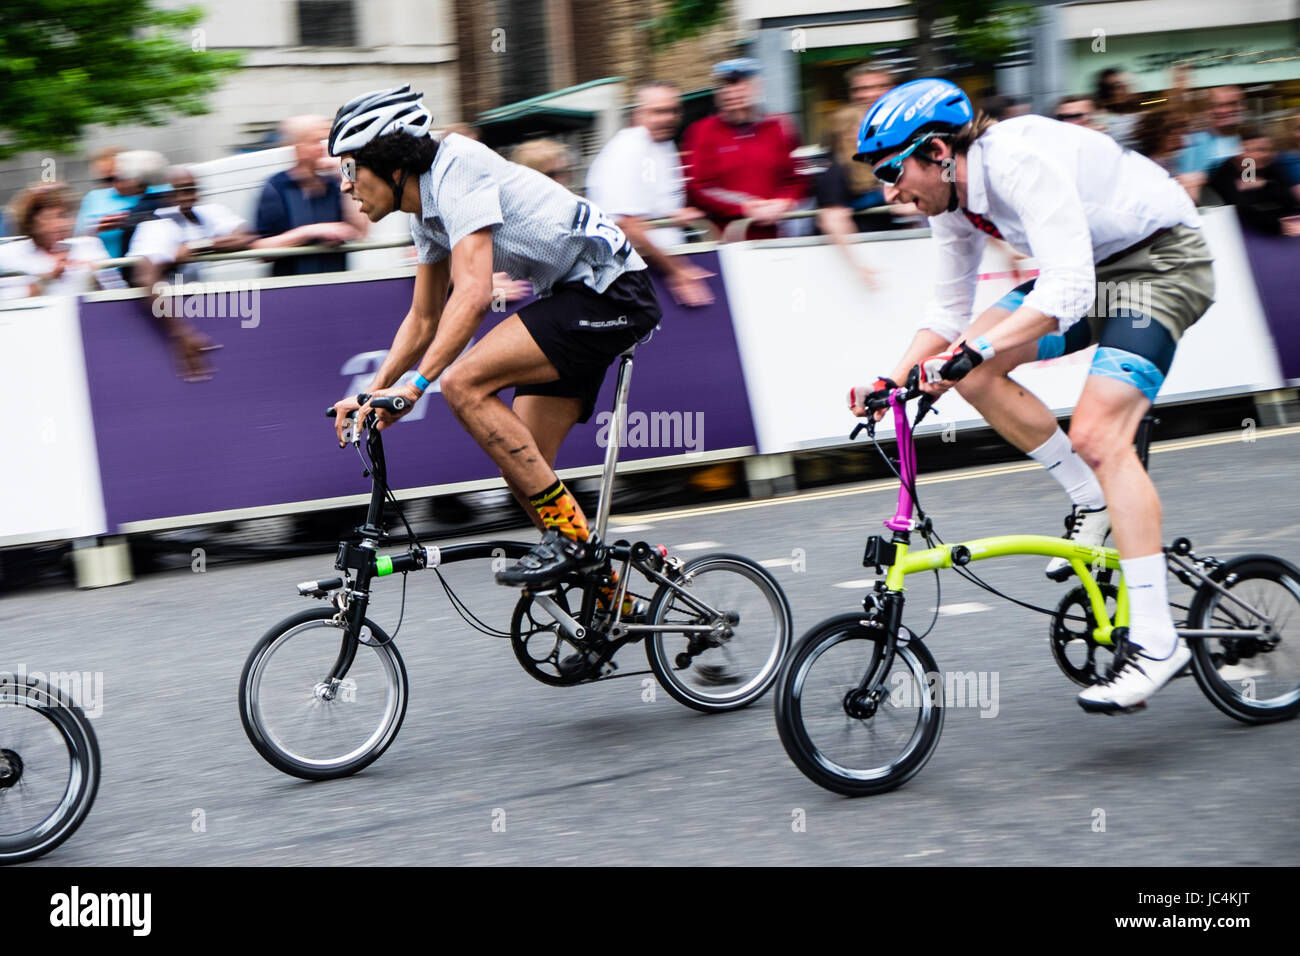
1045, 505, 1111, 581
1077, 635, 1191, 714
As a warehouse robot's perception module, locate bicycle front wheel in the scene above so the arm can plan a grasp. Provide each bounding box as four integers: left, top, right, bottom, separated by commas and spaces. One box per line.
0, 677, 101, 865
239, 608, 408, 780
645, 554, 792, 712
1188, 555, 1300, 724
775, 613, 943, 797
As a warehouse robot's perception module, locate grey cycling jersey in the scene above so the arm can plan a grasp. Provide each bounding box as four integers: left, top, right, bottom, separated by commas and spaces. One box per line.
409, 133, 646, 296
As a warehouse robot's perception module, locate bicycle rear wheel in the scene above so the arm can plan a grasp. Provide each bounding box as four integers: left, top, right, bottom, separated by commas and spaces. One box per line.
0, 676, 101, 865
775, 613, 943, 796
239, 608, 408, 780
645, 554, 792, 712
1188, 555, 1300, 724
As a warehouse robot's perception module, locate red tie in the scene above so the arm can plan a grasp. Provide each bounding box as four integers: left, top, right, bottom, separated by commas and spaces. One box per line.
962, 208, 1004, 240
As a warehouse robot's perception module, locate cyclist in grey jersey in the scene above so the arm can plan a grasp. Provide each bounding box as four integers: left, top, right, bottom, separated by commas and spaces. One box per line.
327, 86, 662, 587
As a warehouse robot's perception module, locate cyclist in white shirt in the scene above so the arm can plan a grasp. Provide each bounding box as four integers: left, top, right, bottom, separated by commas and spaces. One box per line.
849, 79, 1215, 713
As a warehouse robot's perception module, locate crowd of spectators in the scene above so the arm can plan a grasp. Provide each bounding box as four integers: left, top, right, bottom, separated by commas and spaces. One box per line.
4, 56, 1298, 326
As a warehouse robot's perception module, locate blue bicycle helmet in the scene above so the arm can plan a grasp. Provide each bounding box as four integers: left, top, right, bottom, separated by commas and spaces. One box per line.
854, 78, 973, 164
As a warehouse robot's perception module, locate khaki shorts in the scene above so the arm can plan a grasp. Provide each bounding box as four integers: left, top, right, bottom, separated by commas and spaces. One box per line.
994, 223, 1216, 344
1087, 222, 1216, 343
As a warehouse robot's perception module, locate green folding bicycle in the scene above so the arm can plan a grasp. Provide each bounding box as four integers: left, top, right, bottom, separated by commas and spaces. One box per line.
774, 372, 1300, 796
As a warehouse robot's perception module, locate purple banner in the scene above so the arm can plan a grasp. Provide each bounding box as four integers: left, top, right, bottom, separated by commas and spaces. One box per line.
78, 252, 755, 531
1240, 228, 1300, 379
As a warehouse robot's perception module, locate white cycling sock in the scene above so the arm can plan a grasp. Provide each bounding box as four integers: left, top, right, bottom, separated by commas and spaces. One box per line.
1028, 428, 1105, 509
1121, 553, 1178, 658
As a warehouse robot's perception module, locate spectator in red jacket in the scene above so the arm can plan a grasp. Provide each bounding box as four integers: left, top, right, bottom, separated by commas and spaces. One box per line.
681, 57, 807, 240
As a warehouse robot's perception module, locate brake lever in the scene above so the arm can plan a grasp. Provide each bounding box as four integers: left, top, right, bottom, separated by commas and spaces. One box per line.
916, 393, 936, 425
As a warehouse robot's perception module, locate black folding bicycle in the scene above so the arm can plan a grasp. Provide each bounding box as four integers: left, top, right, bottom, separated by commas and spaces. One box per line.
238, 348, 793, 780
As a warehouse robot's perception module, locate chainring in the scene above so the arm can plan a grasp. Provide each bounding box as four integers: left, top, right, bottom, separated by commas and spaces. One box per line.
509, 580, 610, 686
1049, 582, 1120, 686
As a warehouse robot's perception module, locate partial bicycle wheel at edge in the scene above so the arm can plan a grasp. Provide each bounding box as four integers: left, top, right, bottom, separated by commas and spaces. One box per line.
1187, 555, 1300, 724
645, 554, 792, 712
239, 607, 408, 780
0, 677, 101, 865
775, 613, 943, 797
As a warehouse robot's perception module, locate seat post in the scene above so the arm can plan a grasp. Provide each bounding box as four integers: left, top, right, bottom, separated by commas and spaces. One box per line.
593, 346, 635, 543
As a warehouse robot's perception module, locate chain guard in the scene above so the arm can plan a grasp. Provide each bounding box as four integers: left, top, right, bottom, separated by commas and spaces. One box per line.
1049, 582, 1119, 686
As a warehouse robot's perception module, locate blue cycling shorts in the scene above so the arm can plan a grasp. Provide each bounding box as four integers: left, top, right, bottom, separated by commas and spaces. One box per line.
993, 281, 1177, 404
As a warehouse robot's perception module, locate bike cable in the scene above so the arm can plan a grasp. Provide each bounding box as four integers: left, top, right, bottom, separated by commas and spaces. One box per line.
433, 568, 515, 639
353, 439, 424, 548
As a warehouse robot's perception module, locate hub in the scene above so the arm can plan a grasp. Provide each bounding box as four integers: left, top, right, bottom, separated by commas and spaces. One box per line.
0, 748, 23, 789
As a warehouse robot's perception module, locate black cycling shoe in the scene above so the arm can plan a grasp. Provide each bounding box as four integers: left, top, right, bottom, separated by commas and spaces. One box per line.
558, 648, 617, 680
496, 530, 594, 587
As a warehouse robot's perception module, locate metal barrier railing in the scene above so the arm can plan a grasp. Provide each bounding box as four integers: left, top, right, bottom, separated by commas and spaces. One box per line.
0, 205, 899, 282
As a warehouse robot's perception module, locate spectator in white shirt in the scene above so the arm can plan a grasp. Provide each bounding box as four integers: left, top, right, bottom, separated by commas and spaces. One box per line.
126, 167, 243, 383
586, 82, 714, 307
128, 166, 254, 285
0, 183, 121, 300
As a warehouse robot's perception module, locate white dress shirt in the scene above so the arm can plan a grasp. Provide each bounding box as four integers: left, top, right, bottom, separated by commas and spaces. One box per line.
586, 125, 686, 247
921, 115, 1201, 341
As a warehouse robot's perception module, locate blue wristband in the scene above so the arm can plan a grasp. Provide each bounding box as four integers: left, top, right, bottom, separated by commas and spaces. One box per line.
971, 335, 996, 360
413, 372, 431, 392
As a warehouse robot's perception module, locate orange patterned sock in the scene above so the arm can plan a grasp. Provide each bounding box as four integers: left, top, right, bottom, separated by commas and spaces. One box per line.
597, 570, 638, 615
528, 479, 590, 542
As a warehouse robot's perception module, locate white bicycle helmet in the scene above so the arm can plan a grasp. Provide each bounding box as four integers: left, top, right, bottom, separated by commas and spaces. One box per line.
328, 84, 433, 157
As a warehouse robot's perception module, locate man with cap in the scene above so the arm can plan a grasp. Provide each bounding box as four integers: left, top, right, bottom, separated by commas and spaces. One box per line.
681, 57, 807, 240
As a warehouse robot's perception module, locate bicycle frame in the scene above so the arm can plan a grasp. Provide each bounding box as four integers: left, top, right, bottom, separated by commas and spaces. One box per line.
874, 388, 1129, 646
307, 345, 734, 681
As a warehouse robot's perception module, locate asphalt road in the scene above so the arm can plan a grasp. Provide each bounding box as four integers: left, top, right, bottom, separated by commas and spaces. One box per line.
6, 426, 1300, 866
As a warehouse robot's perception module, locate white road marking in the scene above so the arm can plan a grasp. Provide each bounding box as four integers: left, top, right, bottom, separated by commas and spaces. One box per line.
608, 524, 655, 534
759, 557, 796, 568
936, 602, 992, 616
834, 579, 879, 589
674, 540, 723, 551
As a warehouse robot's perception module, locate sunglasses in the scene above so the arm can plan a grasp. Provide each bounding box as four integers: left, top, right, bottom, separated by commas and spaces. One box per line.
1056, 112, 1088, 121
871, 134, 938, 186
340, 157, 358, 183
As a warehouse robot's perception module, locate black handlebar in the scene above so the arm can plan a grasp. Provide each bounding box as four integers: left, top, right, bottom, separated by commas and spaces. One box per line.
326, 393, 410, 419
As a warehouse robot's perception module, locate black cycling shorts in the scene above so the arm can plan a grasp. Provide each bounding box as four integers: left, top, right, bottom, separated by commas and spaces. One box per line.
514, 268, 662, 423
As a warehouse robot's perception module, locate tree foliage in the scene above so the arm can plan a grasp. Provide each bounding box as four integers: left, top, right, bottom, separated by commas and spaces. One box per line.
0, 0, 241, 158
644, 0, 729, 49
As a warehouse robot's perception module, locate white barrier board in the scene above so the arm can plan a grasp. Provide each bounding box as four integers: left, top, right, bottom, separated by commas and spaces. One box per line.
0, 296, 107, 545
720, 206, 1283, 452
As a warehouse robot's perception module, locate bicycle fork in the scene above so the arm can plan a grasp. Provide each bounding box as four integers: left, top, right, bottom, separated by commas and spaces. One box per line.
847, 585, 908, 717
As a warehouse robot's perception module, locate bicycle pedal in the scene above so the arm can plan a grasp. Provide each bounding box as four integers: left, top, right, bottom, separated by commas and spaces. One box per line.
598, 659, 619, 678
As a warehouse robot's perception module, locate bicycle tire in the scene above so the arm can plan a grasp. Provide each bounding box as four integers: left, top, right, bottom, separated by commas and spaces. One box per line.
1187, 554, 1300, 724
644, 553, 792, 713
0, 676, 101, 865
775, 612, 944, 796
239, 607, 408, 780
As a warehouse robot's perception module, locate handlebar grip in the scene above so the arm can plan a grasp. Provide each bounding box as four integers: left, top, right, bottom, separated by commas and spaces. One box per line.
325, 393, 408, 418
